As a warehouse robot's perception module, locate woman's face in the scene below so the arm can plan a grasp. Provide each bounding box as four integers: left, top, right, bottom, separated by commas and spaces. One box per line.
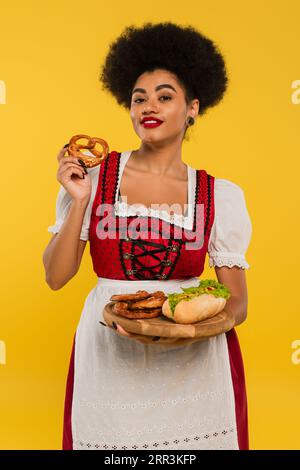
130, 68, 199, 145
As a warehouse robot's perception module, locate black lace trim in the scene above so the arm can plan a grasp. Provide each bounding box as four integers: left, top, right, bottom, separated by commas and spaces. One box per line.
101, 153, 109, 205
113, 153, 122, 206
204, 173, 212, 237
192, 170, 200, 233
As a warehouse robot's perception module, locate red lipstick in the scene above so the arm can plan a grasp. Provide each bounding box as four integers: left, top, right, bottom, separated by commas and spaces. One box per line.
142, 121, 163, 128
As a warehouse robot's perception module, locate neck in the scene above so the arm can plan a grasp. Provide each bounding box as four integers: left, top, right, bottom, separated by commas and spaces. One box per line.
131, 140, 187, 179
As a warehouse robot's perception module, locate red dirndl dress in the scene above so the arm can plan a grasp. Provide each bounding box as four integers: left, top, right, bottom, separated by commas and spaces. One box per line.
61, 150, 249, 450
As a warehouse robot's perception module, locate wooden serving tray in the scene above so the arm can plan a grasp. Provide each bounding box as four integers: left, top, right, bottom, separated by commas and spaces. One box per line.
103, 301, 235, 340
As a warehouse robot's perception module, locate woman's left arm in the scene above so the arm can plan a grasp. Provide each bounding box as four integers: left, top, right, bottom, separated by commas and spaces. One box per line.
214, 265, 248, 327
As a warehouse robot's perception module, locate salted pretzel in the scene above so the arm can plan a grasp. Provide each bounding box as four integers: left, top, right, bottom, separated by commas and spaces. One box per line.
66, 134, 109, 168
112, 302, 162, 319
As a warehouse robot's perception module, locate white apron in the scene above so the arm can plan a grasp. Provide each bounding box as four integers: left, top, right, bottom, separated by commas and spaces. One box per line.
71, 276, 239, 450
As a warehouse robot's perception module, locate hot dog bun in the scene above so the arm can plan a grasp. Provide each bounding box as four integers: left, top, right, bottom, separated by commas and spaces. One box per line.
162, 279, 231, 324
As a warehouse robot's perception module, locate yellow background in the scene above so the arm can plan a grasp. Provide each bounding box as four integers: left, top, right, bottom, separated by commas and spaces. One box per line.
0, 0, 299, 450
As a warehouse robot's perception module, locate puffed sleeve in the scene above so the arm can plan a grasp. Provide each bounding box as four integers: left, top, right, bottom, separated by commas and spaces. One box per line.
208, 178, 252, 269
47, 156, 100, 241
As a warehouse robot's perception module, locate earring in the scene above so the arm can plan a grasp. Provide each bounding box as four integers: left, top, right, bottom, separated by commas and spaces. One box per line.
186, 116, 195, 126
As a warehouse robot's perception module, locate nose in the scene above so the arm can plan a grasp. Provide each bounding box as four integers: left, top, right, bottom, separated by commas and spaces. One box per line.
142, 97, 159, 114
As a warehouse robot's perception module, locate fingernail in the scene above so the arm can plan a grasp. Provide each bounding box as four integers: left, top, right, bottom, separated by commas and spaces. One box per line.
99, 321, 107, 327
78, 158, 87, 168
63, 143, 69, 148
152, 336, 160, 341
78, 159, 88, 174
112, 321, 118, 330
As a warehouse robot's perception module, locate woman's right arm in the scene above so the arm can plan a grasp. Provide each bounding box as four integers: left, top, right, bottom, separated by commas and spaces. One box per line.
43, 145, 92, 290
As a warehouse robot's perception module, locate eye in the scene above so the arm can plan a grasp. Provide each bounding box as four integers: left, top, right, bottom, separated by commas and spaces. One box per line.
133, 95, 172, 103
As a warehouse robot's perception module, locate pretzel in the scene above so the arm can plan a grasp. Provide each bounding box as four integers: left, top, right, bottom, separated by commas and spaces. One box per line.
112, 301, 162, 319
110, 290, 152, 302
66, 134, 109, 167
131, 293, 167, 309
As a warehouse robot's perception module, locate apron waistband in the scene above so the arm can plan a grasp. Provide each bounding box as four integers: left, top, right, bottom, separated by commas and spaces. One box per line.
97, 276, 199, 287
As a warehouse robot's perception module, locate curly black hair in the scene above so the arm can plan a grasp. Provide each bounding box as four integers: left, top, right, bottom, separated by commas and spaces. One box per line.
99, 21, 229, 117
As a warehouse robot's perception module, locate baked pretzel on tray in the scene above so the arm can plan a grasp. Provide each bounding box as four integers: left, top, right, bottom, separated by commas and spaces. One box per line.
110, 290, 152, 302
112, 302, 163, 319
130, 293, 167, 309
110, 290, 167, 319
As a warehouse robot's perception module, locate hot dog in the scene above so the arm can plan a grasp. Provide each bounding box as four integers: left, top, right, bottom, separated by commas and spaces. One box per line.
162, 279, 231, 324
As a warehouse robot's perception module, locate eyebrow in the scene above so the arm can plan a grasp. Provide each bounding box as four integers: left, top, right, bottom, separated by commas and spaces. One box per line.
132, 83, 177, 95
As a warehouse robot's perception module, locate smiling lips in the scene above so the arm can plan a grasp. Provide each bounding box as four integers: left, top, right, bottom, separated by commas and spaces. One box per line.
142, 119, 163, 128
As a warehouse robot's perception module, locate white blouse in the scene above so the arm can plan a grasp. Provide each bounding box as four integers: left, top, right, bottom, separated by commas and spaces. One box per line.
48, 150, 252, 269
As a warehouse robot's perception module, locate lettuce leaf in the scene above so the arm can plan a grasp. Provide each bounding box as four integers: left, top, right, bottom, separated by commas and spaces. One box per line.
167, 279, 231, 316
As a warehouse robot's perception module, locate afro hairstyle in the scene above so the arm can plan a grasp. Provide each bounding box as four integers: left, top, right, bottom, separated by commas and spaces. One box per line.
99, 21, 229, 117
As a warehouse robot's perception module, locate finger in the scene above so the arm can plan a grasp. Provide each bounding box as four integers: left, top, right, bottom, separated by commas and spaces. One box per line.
118, 329, 155, 344
58, 156, 83, 167
59, 165, 85, 180
108, 322, 155, 344
59, 157, 89, 175
110, 321, 127, 335
59, 163, 86, 175
114, 324, 132, 337
57, 145, 70, 162
62, 167, 85, 180
111, 322, 142, 340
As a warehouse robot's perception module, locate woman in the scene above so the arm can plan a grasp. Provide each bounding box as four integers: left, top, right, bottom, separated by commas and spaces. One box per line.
43, 22, 252, 450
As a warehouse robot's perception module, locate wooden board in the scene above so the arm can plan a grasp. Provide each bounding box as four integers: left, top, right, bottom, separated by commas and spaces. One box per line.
103, 301, 235, 339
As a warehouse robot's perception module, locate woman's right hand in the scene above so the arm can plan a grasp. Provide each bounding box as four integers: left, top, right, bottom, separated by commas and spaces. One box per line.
56, 145, 92, 203
106, 322, 206, 347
